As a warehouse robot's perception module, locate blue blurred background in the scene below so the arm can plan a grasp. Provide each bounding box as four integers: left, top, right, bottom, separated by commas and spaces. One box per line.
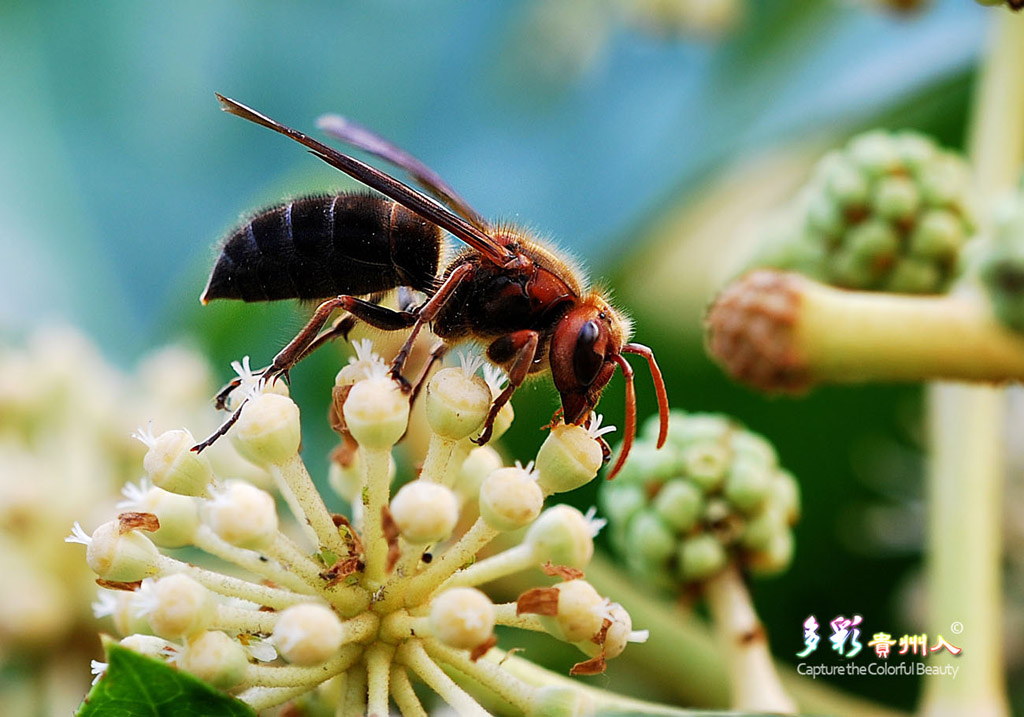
0, 0, 1007, 712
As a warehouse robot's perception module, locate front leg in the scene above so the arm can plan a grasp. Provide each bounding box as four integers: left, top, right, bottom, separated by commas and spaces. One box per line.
474, 330, 540, 445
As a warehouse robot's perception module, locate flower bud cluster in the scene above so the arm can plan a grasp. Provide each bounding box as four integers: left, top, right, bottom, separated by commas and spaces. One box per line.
74, 342, 639, 715
0, 329, 264, 716
752, 130, 974, 294
600, 410, 800, 588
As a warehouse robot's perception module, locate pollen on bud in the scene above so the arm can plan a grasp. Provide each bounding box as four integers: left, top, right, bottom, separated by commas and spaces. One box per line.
179, 630, 248, 688
79, 520, 161, 582
523, 505, 595, 568
479, 465, 544, 532
425, 366, 491, 440
429, 587, 496, 651
232, 392, 301, 465
537, 580, 606, 644
141, 428, 213, 497
142, 574, 215, 640
343, 376, 410, 449
203, 480, 279, 550
535, 423, 603, 494
389, 481, 459, 544
272, 603, 344, 666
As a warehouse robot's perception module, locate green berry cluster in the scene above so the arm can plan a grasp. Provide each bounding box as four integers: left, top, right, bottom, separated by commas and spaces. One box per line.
753, 130, 974, 294
599, 411, 799, 590
978, 190, 1024, 333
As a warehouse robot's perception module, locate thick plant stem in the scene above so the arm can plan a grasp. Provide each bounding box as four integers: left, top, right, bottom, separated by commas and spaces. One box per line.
703, 564, 794, 713
404, 518, 498, 606
920, 12, 1023, 717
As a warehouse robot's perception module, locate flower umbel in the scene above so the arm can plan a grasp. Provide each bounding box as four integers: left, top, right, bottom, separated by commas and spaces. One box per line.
73, 343, 636, 714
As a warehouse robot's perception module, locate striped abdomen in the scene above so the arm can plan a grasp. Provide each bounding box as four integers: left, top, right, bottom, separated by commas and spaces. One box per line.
201, 194, 442, 303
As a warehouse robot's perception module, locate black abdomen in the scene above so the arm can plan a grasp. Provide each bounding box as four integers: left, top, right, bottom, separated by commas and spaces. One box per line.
201, 194, 442, 303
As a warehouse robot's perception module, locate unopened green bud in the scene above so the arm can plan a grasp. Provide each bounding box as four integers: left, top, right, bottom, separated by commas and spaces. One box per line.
653, 479, 703, 532
524, 505, 596, 568
480, 466, 543, 532
535, 423, 603, 494
627, 512, 675, 568
748, 529, 795, 576
872, 175, 920, 220
343, 376, 409, 449
390, 481, 459, 544
232, 392, 301, 465
677, 534, 727, 582
723, 457, 771, 514
142, 429, 213, 497
79, 520, 161, 582
179, 630, 248, 688
678, 441, 729, 491
425, 367, 491, 440
430, 587, 495, 651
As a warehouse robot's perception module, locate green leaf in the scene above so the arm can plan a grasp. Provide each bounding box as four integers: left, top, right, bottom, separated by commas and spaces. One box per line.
76, 643, 255, 717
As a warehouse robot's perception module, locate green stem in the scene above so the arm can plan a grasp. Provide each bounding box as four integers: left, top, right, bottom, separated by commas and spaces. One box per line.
362, 447, 392, 587
921, 16, 1024, 717
272, 454, 348, 557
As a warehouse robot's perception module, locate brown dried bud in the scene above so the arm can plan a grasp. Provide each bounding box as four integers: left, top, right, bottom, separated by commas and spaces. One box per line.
118, 512, 160, 534
705, 270, 810, 392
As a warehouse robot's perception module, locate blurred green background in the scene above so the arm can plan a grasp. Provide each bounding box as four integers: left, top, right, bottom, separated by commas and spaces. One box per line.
1, 0, 1011, 712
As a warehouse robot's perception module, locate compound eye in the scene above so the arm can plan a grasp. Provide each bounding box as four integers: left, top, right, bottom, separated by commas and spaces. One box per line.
573, 320, 605, 386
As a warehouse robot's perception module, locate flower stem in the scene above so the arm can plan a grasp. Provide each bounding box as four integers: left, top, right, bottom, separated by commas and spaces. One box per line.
492, 602, 546, 632
442, 543, 535, 590
419, 433, 456, 484
920, 13, 1024, 717
425, 638, 537, 714
214, 603, 278, 634
390, 665, 427, 717
241, 644, 361, 690
480, 647, 704, 716
703, 564, 795, 713
365, 643, 394, 717
404, 517, 498, 607
154, 555, 310, 609
398, 639, 490, 717
271, 454, 348, 557
191, 525, 318, 595
362, 447, 392, 586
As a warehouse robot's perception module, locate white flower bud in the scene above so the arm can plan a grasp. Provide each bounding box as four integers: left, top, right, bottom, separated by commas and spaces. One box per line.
479, 466, 543, 532
273, 603, 344, 666
80, 520, 161, 582
123, 484, 199, 548
141, 429, 213, 497
454, 445, 503, 505
429, 587, 495, 651
390, 481, 459, 544
523, 506, 595, 568
203, 480, 279, 550
179, 630, 248, 688
535, 424, 603, 495
538, 580, 605, 644
142, 575, 215, 640
232, 392, 301, 465
425, 367, 491, 440
120, 634, 176, 661
343, 376, 409, 449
